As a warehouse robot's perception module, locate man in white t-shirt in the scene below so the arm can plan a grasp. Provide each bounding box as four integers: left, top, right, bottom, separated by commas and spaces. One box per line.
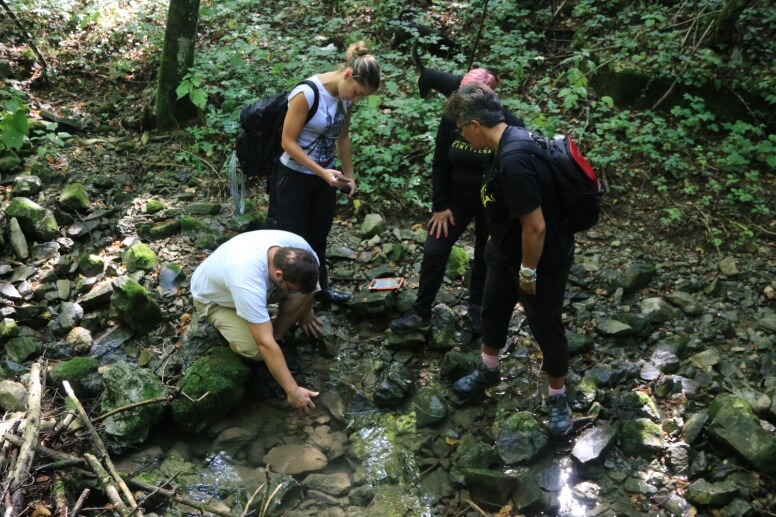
191, 230, 322, 409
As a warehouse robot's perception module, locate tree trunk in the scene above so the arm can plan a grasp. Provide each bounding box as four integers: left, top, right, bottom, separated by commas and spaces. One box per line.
710, 0, 754, 49
155, 0, 201, 130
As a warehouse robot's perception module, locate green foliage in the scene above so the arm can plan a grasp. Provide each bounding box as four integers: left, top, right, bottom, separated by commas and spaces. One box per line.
1, 87, 30, 151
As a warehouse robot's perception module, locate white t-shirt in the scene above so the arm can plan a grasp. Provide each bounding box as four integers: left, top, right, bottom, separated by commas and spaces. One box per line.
190, 230, 319, 324
279, 76, 352, 174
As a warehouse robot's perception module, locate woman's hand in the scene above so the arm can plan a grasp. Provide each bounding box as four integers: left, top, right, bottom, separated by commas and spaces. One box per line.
324, 169, 351, 188
427, 209, 455, 239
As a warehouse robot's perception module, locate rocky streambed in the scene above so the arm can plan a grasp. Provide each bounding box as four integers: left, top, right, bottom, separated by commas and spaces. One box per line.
1, 153, 776, 516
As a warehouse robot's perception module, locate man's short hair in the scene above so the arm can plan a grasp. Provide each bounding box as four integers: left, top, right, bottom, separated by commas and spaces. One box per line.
274, 247, 319, 294
444, 83, 505, 128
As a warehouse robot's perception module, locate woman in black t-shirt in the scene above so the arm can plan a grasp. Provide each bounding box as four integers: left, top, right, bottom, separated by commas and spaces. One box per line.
442, 83, 576, 438
389, 69, 523, 335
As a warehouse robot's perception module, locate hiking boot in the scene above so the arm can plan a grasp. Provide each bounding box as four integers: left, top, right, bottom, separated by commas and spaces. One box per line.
546, 393, 573, 437
452, 363, 500, 398
389, 312, 431, 334
468, 304, 482, 334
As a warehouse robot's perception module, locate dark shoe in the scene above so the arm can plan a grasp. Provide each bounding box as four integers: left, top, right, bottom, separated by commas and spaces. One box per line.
315, 289, 351, 305
452, 363, 500, 397
546, 393, 573, 437
389, 312, 431, 333
468, 304, 482, 334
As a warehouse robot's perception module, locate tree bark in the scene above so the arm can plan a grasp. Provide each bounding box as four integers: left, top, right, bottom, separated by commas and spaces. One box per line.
710, 0, 754, 49
155, 0, 201, 130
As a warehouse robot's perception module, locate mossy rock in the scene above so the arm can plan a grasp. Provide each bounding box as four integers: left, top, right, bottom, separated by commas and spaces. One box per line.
171, 347, 251, 434
4, 197, 59, 241
109, 277, 162, 335
122, 242, 158, 272
49, 357, 102, 398
180, 215, 214, 236
59, 182, 90, 211
137, 219, 181, 240
78, 253, 105, 277
446, 246, 469, 279
146, 199, 166, 213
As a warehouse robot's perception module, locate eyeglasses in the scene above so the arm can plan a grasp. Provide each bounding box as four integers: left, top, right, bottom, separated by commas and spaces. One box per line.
455, 120, 474, 135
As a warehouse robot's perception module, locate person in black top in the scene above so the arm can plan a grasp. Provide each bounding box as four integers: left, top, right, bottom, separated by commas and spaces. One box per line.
443, 84, 576, 437
390, 69, 524, 335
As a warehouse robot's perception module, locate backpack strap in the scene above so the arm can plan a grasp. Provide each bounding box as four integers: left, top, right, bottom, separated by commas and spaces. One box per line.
295, 79, 320, 125
498, 127, 546, 162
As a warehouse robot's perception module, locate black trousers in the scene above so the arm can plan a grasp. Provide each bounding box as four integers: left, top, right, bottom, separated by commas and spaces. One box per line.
413, 200, 488, 317
274, 163, 336, 290
481, 240, 573, 378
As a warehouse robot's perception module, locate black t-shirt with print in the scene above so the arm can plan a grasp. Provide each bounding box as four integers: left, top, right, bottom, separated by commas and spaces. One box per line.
482, 126, 574, 269
447, 134, 494, 207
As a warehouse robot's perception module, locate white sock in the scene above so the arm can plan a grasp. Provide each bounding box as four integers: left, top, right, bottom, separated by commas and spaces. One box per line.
548, 386, 566, 397
481, 352, 499, 370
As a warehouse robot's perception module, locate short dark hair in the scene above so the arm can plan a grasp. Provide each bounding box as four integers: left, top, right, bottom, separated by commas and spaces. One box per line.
274, 247, 319, 294
444, 83, 505, 128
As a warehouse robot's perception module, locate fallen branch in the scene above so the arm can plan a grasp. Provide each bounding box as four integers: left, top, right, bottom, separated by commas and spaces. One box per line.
91, 395, 173, 425
62, 381, 141, 514
9, 362, 42, 515
84, 453, 130, 517
70, 488, 90, 517
126, 478, 234, 517
3, 434, 87, 468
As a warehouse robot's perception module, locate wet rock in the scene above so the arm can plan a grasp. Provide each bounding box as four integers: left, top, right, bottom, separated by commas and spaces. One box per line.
349, 287, 396, 314
495, 411, 549, 464
110, 277, 162, 335
408, 387, 447, 427
451, 434, 497, 482
420, 467, 455, 503
0, 380, 27, 411
440, 350, 480, 383
567, 330, 595, 356
302, 473, 351, 497
99, 361, 168, 454
307, 424, 347, 460
428, 303, 456, 351
265, 444, 328, 475
462, 468, 520, 509
384, 328, 425, 350
210, 426, 254, 457
571, 423, 618, 465
373, 361, 413, 407
5, 197, 59, 242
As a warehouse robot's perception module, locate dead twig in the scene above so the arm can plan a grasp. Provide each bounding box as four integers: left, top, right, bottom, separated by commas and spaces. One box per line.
91, 395, 173, 425
84, 453, 130, 517
63, 381, 141, 515
9, 362, 42, 515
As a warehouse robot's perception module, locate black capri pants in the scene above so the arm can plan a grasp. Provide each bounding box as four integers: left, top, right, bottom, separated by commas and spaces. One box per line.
481, 240, 573, 378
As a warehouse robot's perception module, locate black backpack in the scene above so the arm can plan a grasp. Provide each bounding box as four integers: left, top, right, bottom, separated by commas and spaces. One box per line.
234, 79, 320, 178
499, 128, 604, 233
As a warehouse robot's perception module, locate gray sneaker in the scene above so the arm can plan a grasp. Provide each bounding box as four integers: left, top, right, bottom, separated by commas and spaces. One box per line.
389, 312, 431, 333
546, 393, 573, 437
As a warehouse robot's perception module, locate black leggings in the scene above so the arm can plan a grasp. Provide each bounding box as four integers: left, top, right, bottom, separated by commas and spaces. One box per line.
274, 163, 336, 290
413, 201, 488, 317
481, 241, 573, 378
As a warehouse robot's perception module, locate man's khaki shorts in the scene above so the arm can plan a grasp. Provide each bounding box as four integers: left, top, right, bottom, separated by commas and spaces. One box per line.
193, 287, 294, 361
